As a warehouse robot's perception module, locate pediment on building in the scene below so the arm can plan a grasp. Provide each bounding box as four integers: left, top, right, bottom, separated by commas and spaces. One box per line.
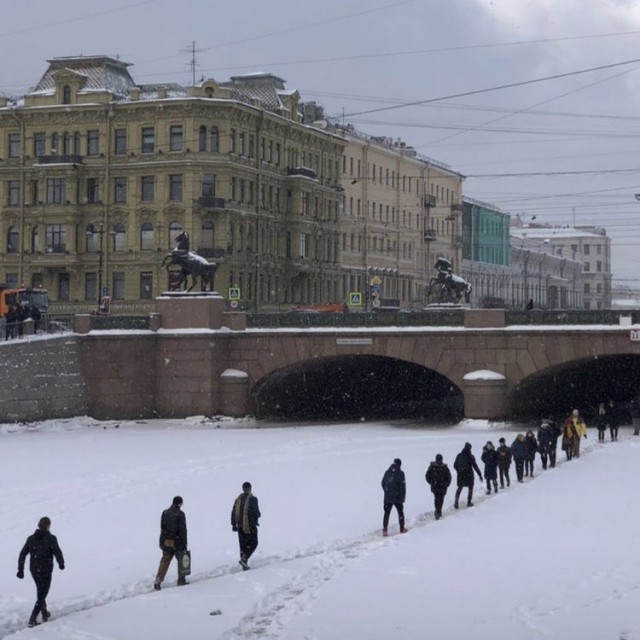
51, 68, 88, 87
136, 206, 156, 219
163, 204, 184, 217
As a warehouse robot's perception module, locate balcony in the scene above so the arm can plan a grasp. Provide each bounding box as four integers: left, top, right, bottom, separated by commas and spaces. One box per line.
196, 196, 226, 209
197, 247, 226, 259
37, 154, 83, 165
286, 166, 318, 180
424, 229, 437, 242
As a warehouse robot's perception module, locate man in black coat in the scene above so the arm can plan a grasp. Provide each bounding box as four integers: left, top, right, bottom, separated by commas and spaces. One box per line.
453, 443, 483, 508
537, 421, 561, 469
496, 437, 512, 487
154, 496, 188, 590
17, 516, 65, 628
231, 482, 261, 570
425, 454, 451, 520
381, 458, 407, 536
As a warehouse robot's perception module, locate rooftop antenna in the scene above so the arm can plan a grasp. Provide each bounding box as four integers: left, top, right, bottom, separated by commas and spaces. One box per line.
572, 206, 576, 227
181, 41, 206, 85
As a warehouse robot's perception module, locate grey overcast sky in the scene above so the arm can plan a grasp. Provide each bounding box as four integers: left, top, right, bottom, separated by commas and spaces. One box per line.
2, 0, 640, 290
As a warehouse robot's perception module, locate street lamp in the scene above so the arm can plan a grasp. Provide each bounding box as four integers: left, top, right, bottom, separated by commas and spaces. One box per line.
86, 223, 105, 314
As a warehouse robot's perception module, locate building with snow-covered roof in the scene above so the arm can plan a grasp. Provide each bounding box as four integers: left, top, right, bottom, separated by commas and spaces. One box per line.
510, 222, 611, 309
0, 56, 346, 311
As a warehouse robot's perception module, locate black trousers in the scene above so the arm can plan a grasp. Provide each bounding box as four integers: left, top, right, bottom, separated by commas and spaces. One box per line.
238, 530, 258, 561
30, 571, 52, 620
515, 460, 524, 481
454, 483, 473, 505
383, 502, 405, 529
499, 467, 510, 486
433, 491, 446, 516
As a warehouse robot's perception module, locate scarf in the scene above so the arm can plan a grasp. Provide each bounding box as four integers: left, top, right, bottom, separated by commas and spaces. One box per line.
234, 493, 252, 534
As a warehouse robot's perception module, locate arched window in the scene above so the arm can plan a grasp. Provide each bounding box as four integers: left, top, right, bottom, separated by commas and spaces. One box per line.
210, 126, 219, 152
169, 221, 182, 248
201, 221, 214, 250
112, 224, 126, 252
62, 85, 71, 104
198, 125, 207, 152
140, 222, 154, 251
7, 226, 19, 253
31, 226, 39, 254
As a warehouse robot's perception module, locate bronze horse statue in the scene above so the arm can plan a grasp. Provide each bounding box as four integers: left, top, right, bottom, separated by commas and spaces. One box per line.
427, 257, 472, 304
161, 231, 217, 292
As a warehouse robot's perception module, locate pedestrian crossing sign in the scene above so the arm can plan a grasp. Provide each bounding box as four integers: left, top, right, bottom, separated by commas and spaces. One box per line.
349, 292, 362, 306
228, 287, 241, 300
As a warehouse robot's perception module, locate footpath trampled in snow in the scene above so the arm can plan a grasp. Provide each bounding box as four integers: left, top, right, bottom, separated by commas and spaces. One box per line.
1, 417, 639, 640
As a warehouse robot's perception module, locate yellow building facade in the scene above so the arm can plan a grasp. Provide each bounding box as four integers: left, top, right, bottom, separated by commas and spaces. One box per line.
337, 127, 465, 309
0, 56, 345, 312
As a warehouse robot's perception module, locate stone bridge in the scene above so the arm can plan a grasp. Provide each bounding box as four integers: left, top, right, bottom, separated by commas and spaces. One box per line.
74, 301, 640, 422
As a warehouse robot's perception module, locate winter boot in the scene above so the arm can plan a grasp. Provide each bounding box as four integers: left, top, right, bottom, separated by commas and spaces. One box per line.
177, 578, 189, 586
42, 610, 51, 622
153, 582, 161, 591
382, 528, 388, 537
467, 501, 474, 507
28, 618, 40, 628
400, 527, 408, 533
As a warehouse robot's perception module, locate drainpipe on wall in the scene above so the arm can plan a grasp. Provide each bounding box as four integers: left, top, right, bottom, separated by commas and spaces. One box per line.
9, 107, 26, 285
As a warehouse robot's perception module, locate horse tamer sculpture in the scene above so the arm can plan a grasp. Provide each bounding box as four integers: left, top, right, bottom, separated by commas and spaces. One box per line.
161, 231, 217, 292
426, 257, 472, 304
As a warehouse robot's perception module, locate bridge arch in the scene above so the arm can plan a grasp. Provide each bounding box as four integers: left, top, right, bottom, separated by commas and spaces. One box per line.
508, 353, 640, 421
252, 354, 464, 422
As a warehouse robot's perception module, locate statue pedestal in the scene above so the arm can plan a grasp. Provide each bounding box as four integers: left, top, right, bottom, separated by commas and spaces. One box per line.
156, 291, 225, 329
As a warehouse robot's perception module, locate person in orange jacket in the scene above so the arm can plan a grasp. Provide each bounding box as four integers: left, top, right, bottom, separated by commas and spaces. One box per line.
564, 409, 587, 459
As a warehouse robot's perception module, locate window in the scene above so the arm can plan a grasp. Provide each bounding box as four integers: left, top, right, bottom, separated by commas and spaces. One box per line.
51, 132, 59, 154
584, 262, 590, 272
141, 176, 154, 202
7, 180, 20, 206
597, 283, 602, 293
87, 130, 100, 156
73, 132, 81, 156
63, 132, 71, 155
584, 244, 590, 255
584, 283, 591, 293
8, 133, 20, 158
114, 177, 127, 203
248, 134, 254, 158
275, 143, 281, 166
114, 128, 127, 155
31, 227, 39, 253
140, 223, 154, 250
58, 273, 70, 301
201, 173, 215, 197
169, 125, 183, 152
210, 126, 219, 152
169, 174, 183, 201
112, 224, 126, 252
86, 225, 99, 252
168, 221, 182, 248
33, 132, 46, 157
201, 221, 214, 249
31, 179, 38, 204
112, 271, 125, 300
239, 132, 245, 156
46, 178, 66, 203
231, 177, 237, 201
85, 273, 97, 301
141, 126, 155, 154
596, 260, 602, 272
62, 85, 71, 104
7, 226, 18, 253
198, 125, 207, 152
87, 178, 100, 204
45, 224, 66, 253
230, 128, 236, 154
140, 272, 153, 299
299, 232, 309, 258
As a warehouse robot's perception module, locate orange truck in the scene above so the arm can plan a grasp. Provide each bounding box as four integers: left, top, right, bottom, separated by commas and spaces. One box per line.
0, 285, 49, 318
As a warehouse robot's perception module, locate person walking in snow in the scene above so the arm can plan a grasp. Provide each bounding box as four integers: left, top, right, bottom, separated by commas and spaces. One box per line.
564, 409, 587, 459
511, 434, 527, 482
596, 403, 607, 443
17, 516, 65, 628
154, 496, 188, 590
607, 400, 620, 442
481, 441, 499, 494
425, 454, 452, 520
381, 458, 407, 535
537, 420, 561, 469
453, 443, 483, 508
231, 482, 261, 570
496, 437, 512, 487
524, 430, 538, 477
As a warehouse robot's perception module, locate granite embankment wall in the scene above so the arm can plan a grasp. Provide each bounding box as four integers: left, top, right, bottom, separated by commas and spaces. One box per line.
0, 335, 87, 422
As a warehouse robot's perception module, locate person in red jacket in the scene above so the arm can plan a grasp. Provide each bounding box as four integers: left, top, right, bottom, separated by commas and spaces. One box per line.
17, 516, 65, 628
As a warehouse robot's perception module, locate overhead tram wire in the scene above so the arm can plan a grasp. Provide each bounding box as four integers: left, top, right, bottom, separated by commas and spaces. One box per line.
342, 57, 640, 118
